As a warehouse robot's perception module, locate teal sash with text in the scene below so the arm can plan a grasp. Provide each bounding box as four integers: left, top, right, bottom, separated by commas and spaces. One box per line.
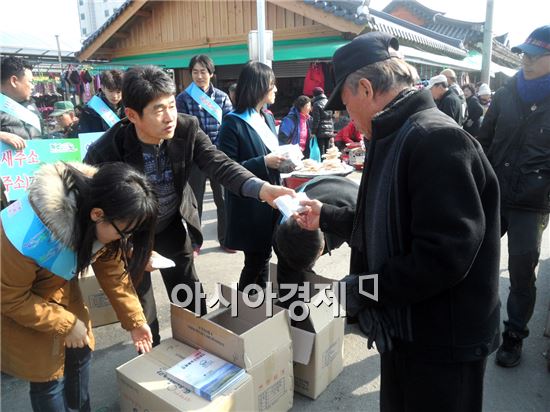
87, 95, 120, 128
1, 194, 76, 280
0, 93, 41, 133
185, 83, 223, 124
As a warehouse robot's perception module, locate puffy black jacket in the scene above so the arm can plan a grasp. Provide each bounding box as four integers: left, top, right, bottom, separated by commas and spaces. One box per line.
311, 94, 334, 139
0, 99, 42, 139
478, 74, 550, 212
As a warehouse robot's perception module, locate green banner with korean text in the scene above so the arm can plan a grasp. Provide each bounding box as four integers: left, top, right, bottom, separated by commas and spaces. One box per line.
1, 137, 100, 201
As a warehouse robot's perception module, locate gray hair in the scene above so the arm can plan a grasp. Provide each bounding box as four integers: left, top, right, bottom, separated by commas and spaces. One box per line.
344, 52, 419, 96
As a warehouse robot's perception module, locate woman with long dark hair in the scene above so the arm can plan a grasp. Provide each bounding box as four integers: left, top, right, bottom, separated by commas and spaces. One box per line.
218, 61, 285, 291
462, 83, 484, 137
1, 161, 158, 411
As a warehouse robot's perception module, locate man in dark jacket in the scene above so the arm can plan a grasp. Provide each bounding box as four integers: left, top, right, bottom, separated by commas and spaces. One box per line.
84, 65, 293, 346
428, 74, 462, 124
296, 33, 501, 411
311, 87, 334, 155
0, 56, 42, 148
175, 55, 234, 255
478, 25, 550, 368
78, 69, 125, 134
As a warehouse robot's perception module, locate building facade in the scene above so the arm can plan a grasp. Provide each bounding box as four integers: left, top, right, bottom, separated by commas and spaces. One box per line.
77, 0, 126, 40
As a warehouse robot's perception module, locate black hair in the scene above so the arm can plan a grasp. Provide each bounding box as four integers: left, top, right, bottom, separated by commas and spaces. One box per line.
293, 95, 311, 111
122, 66, 176, 116
273, 219, 324, 271
68, 162, 158, 284
189, 54, 215, 74
462, 83, 476, 96
100, 69, 123, 91
235, 61, 275, 113
1, 56, 32, 84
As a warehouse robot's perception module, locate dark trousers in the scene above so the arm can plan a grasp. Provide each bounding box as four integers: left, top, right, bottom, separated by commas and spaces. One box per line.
238, 249, 272, 291
501, 208, 549, 337
188, 163, 226, 247
380, 350, 487, 412
136, 217, 207, 346
317, 136, 331, 155
29, 346, 92, 412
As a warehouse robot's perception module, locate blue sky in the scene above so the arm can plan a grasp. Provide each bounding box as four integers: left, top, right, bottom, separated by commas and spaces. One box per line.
1, 0, 547, 53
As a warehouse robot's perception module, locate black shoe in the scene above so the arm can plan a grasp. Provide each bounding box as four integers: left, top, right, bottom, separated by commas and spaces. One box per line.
496, 331, 523, 367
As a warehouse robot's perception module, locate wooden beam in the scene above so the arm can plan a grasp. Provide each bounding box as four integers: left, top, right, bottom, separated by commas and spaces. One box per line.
112, 32, 129, 39
77, 0, 149, 61
267, 0, 362, 35
135, 10, 152, 18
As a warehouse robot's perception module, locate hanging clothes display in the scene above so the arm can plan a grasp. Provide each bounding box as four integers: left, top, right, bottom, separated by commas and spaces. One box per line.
303, 62, 325, 97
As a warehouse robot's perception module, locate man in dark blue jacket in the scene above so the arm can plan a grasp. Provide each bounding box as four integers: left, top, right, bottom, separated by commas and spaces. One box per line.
478, 25, 550, 368
176, 55, 234, 255
296, 32, 501, 411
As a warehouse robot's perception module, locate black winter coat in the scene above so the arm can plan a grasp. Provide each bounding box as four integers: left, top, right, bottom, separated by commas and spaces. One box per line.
478, 74, 550, 212
218, 112, 280, 252
463, 95, 484, 137
78, 93, 125, 134
0, 100, 42, 139
311, 94, 334, 139
84, 114, 255, 247
320, 89, 501, 362
436, 89, 462, 124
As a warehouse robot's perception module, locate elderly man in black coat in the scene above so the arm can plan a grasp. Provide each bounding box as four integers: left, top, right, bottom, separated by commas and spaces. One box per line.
296, 33, 501, 412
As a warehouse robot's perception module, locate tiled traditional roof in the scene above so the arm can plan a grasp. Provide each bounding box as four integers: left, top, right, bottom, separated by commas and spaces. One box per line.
382, 0, 443, 21
78, 0, 133, 54
304, 0, 467, 58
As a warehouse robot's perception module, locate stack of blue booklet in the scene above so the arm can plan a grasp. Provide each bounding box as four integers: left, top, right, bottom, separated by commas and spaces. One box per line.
165, 348, 247, 401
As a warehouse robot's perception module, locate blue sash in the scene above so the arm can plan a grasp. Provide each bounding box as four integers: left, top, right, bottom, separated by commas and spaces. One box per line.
1, 194, 77, 280
228, 109, 279, 153
87, 95, 120, 128
185, 83, 223, 124
0, 93, 41, 133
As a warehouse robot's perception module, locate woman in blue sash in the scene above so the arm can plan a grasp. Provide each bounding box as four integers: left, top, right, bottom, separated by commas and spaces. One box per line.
1, 161, 158, 412
218, 61, 286, 291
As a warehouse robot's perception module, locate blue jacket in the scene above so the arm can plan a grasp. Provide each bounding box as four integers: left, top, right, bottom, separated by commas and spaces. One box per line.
175, 84, 233, 146
277, 106, 312, 147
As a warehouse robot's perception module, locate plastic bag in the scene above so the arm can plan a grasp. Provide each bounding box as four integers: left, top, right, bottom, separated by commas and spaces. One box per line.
309, 136, 321, 162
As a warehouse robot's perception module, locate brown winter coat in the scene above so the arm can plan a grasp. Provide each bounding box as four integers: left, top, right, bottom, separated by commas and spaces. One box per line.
0, 163, 147, 382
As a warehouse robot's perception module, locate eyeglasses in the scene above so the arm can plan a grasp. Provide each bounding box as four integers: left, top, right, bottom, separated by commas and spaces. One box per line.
110, 220, 134, 270
521, 52, 550, 62
110, 220, 133, 242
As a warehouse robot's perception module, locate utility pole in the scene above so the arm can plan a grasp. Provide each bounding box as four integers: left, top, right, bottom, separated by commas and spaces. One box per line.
55, 34, 67, 100
481, 0, 494, 85
256, 0, 268, 66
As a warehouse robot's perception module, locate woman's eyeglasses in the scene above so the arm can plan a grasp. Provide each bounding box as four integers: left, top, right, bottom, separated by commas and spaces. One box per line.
109, 220, 134, 270
110, 220, 132, 243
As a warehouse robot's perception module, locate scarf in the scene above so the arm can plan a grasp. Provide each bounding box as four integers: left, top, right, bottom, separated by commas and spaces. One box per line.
346, 111, 415, 353
516, 69, 550, 104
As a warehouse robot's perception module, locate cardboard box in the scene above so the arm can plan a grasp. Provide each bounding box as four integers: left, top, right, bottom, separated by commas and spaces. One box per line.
171, 284, 294, 412
117, 338, 254, 412
78, 268, 119, 327
272, 264, 345, 399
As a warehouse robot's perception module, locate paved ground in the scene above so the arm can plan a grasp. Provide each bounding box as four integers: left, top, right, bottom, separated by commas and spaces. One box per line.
2, 172, 550, 411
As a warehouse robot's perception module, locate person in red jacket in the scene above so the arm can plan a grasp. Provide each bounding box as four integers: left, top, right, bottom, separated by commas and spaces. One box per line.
334, 119, 363, 150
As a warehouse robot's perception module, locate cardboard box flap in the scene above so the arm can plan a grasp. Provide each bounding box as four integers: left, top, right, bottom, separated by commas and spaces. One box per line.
171, 288, 292, 369
171, 304, 247, 367
290, 327, 316, 365
117, 338, 254, 411
218, 284, 292, 366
